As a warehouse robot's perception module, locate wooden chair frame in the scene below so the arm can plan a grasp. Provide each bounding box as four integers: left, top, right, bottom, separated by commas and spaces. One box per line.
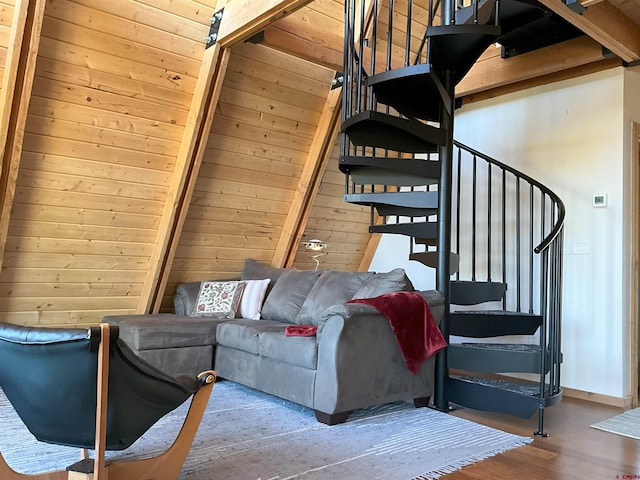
0, 323, 216, 480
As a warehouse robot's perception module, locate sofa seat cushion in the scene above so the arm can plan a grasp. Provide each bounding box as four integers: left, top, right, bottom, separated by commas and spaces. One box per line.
258, 330, 318, 370
216, 319, 286, 354
105, 314, 221, 351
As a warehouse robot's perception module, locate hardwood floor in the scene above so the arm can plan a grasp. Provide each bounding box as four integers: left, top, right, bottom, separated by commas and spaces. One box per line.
444, 397, 640, 479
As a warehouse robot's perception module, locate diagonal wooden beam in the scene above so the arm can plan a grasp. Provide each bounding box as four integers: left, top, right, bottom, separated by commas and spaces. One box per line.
0, 0, 47, 273
217, 0, 314, 47
536, 0, 640, 63
271, 87, 342, 268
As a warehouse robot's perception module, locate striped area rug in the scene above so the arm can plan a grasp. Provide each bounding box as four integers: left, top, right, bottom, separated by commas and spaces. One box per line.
0, 381, 532, 480
591, 408, 640, 440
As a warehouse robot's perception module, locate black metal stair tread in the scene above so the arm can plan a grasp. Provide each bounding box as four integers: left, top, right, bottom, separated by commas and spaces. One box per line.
496, 0, 583, 57
345, 192, 438, 217
370, 222, 437, 238
409, 251, 460, 274
446, 375, 562, 418
427, 24, 501, 85
342, 111, 445, 153
344, 191, 438, 209
450, 310, 542, 337
448, 343, 546, 374
339, 155, 441, 180
451, 280, 506, 305
366, 64, 447, 122
453, 375, 549, 396
453, 342, 541, 352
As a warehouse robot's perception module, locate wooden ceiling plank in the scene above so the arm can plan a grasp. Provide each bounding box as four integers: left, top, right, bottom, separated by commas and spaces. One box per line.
457, 36, 607, 96
536, 0, 640, 63
0, 0, 46, 273
217, 0, 314, 47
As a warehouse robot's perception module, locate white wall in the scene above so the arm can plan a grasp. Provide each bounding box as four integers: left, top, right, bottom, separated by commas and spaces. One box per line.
370, 67, 634, 398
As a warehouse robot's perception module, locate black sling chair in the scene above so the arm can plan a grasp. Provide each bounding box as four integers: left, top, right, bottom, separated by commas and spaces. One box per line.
0, 322, 216, 480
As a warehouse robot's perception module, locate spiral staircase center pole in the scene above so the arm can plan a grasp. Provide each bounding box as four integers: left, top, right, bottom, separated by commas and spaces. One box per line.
434, 0, 457, 410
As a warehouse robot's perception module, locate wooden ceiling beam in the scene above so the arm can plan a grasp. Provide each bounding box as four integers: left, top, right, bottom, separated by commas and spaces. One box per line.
217, 0, 315, 47
0, 0, 46, 272
260, 20, 344, 72
457, 35, 610, 97
536, 0, 640, 63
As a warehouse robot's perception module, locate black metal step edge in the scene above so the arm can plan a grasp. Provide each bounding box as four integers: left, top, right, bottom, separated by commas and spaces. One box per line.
450, 280, 507, 305
342, 111, 446, 153
427, 24, 501, 84
370, 222, 438, 238
446, 375, 562, 418
339, 155, 441, 178
450, 310, 543, 337
448, 342, 547, 374
366, 64, 449, 122
344, 191, 439, 209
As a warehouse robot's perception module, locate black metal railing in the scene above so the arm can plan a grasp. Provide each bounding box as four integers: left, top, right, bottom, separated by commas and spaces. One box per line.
447, 141, 564, 402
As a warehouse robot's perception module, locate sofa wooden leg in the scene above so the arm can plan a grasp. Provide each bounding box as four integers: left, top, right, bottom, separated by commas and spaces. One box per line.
413, 396, 431, 408
314, 410, 350, 425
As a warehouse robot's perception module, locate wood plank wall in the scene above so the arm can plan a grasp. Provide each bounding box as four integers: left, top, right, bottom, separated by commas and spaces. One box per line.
291, 140, 372, 271
0, 0, 376, 324
0, 0, 214, 327
163, 42, 366, 310
0, 0, 13, 84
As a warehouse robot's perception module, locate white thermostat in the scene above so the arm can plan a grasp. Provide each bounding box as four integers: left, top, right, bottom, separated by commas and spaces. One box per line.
593, 193, 607, 208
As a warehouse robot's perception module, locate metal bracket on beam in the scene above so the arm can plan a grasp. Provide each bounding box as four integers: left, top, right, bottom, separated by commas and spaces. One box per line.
564, 0, 586, 14
205, 9, 224, 48
246, 31, 265, 44
331, 73, 344, 90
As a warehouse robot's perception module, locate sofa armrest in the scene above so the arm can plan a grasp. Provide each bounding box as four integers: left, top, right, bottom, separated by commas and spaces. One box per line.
174, 282, 202, 316
313, 290, 444, 415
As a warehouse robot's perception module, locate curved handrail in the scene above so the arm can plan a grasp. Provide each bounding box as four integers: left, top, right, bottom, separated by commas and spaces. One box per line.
454, 140, 565, 254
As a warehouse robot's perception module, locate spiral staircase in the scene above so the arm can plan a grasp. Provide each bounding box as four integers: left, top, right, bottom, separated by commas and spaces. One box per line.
340, 0, 567, 436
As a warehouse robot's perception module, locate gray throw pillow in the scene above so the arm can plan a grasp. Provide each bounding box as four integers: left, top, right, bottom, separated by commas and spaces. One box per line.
295, 271, 374, 326
241, 258, 289, 297
351, 268, 414, 299
261, 269, 323, 323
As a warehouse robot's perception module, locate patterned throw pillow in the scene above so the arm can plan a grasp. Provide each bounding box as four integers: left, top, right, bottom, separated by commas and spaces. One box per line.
238, 279, 270, 320
191, 281, 246, 318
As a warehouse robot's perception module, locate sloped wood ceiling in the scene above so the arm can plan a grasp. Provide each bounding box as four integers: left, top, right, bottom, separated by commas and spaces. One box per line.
0, 0, 639, 326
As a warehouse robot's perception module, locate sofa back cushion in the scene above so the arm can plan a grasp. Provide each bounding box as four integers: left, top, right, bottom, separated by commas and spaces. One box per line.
261, 269, 323, 324
295, 271, 374, 326
241, 258, 289, 297
351, 268, 414, 299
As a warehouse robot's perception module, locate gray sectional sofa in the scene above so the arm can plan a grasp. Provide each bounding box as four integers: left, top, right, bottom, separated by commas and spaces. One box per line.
106, 259, 444, 425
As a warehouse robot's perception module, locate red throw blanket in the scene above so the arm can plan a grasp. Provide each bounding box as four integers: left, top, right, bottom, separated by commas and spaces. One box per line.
348, 291, 447, 374
285, 325, 318, 337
